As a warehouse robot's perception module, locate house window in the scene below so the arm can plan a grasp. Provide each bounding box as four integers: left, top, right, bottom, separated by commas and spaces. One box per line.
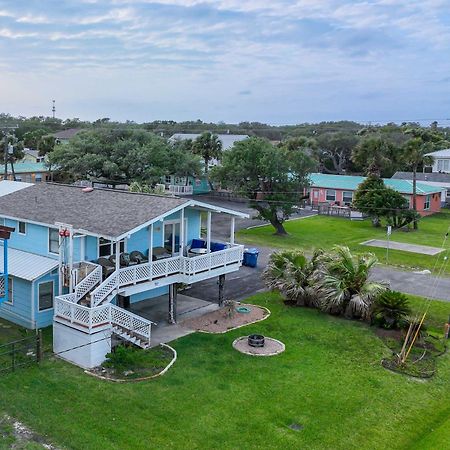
164, 175, 172, 184
35, 174, 42, 182
4, 277, 13, 305
424, 195, 431, 210
49, 229, 60, 254
18, 221, 26, 235
38, 281, 54, 311
326, 190, 336, 201
98, 238, 125, 257
342, 191, 353, 205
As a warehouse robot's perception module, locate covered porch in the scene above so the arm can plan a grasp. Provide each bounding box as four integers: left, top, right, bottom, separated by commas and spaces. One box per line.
127, 292, 220, 347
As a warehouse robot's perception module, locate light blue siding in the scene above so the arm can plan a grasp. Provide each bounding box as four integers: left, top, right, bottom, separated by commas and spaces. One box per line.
0, 276, 35, 328
33, 270, 59, 328
130, 286, 168, 303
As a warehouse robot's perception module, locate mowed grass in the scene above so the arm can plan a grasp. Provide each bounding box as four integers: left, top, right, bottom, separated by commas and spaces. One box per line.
0, 292, 449, 450
238, 210, 450, 273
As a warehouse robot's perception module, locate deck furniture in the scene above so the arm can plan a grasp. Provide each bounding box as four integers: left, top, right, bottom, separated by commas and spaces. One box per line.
120, 252, 138, 267
189, 247, 208, 255
129, 250, 148, 264
97, 257, 115, 278
149, 246, 172, 261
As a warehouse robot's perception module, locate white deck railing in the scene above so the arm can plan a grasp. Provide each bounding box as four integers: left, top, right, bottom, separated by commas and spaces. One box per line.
54, 297, 154, 341
90, 245, 244, 307
168, 185, 193, 195
74, 264, 102, 303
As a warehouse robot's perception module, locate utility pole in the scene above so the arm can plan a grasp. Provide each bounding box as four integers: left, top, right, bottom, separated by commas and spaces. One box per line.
52, 100, 56, 119
1, 124, 19, 181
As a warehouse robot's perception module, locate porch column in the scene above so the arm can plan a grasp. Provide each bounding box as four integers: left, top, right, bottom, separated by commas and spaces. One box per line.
180, 208, 185, 256
58, 228, 63, 295
206, 211, 212, 253
68, 228, 74, 292
230, 217, 235, 245
218, 274, 225, 307
115, 239, 120, 272
168, 283, 177, 324
148, 223, 154, 262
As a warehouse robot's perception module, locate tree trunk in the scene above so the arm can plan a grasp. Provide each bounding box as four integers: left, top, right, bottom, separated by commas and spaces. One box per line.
270, 217, 288, 235
204, 158, 209, 174
412, 167, 418, 230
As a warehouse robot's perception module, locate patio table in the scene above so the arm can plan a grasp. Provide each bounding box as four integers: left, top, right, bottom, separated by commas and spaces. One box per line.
189, 247, 208, 255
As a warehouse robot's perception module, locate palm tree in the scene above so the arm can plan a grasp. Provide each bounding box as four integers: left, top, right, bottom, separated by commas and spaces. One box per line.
263, 250, 323, 306
192, 132, 222, 174
402, 137, 434, 229
317, 246, 387, 320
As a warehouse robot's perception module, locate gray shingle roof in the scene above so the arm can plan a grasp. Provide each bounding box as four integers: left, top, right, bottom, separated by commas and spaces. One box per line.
53, 128, 84, 140
0, 183, 188, 239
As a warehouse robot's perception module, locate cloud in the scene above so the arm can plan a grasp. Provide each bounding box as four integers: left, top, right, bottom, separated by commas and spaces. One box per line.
0, 0, 449, 123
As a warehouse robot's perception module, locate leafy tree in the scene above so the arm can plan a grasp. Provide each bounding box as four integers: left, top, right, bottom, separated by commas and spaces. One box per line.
212, 137, 315, 235
371, 291, 411, 329
315, 132, 359, 174
352, 137, 398, 177
167, 140, 203, 184
22, 129, 48, 149
47, 129, 171, 183
192, 132, 222, 173
263, 250, 323, 306
38, 135, 56, 156
353, 175, 418, 228
317, 246, 387, 320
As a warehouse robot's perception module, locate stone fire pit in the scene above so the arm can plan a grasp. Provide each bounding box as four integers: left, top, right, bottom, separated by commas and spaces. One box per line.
233, 336, 285, 356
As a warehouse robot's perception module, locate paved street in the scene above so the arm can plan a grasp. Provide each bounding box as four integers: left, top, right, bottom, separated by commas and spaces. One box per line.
187, 196, 450, 303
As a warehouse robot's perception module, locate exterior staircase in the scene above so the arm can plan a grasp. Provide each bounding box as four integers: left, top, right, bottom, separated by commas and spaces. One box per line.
112, 324, 151, 349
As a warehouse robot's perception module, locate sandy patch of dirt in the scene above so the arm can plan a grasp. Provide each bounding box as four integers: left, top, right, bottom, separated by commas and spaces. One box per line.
180, 304, 268, 333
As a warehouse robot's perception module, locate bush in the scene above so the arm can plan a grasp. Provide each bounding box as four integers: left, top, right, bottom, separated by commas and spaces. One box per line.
372, 291, 411, 329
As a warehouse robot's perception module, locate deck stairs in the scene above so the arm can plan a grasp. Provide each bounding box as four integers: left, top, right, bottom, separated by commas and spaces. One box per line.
111, 324, 151, 349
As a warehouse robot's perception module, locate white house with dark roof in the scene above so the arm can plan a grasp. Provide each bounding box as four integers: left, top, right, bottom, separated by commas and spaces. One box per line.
424, 148, 450, 173
0, 181, 247, 368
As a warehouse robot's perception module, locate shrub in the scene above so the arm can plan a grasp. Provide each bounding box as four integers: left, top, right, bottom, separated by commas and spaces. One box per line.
372, 291, 411, 329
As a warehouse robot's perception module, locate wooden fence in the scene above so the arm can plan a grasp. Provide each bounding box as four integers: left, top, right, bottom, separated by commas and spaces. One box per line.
0, 331, 43, 374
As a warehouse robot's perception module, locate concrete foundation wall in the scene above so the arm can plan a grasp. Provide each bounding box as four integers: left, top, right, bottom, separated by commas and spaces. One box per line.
53, 322, 111, 369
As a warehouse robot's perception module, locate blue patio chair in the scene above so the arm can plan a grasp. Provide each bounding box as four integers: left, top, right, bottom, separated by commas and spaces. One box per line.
211, 242, 228, 252
190, 238, 206, 249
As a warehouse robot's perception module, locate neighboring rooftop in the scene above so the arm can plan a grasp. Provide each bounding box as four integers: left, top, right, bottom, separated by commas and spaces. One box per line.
392, 172, 450, 184
424, 148, 450, 158
53, 128, 84, 140
0, 245, 58, 281
0, 182, 189, 239
0, 180, 33, 197
169, 133, 249, 150
309, 173, 443, 195
7, 162, 49, 174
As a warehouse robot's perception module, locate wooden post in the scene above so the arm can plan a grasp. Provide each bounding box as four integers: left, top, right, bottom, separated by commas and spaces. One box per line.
218, 274, 225, 307
168, 284, 177, 324
206, 211, 212, 253
36, 329, 43, 362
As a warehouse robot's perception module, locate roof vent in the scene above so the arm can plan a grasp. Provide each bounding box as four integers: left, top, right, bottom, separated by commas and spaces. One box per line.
82, 187, 94, 193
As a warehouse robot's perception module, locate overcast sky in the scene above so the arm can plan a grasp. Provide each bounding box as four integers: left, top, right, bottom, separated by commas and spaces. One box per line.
1, 0, 450, 125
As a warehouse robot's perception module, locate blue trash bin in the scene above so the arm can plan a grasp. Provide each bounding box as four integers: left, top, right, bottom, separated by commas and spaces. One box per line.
243, 248, 259, 268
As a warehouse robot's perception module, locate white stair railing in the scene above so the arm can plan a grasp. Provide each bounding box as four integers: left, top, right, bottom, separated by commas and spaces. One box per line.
74, 265, 102, 303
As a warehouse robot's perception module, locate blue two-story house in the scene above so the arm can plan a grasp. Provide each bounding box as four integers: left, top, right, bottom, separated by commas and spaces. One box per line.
0, 180, 247, 368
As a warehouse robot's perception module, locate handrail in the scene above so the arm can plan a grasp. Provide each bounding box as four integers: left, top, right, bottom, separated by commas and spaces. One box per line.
74, 265, 102, 303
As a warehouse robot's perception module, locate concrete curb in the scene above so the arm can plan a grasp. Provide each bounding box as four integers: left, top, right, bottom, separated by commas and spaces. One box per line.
244, 214, 317, 230
83, 343, 177, 383
232, 336, 285, 357
194, 304, 271, 335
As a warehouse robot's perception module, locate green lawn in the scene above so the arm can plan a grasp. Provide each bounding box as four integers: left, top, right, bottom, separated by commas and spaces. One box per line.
0, 293, 449, 450
238, 210, 450, 274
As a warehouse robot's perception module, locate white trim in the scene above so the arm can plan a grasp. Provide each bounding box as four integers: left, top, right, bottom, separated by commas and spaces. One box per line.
4, 276, 13, 305
17, 221, 26, 235
162, 218, 188, 255
187, 200, 249, 218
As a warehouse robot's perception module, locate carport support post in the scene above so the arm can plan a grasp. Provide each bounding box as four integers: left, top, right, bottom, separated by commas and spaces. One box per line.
218, 274, 225, 307
230, 217, 235, 245
168, 283, 177, 324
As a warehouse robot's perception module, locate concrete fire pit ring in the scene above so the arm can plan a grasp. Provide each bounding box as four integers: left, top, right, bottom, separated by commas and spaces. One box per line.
232, 336, 285, 356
